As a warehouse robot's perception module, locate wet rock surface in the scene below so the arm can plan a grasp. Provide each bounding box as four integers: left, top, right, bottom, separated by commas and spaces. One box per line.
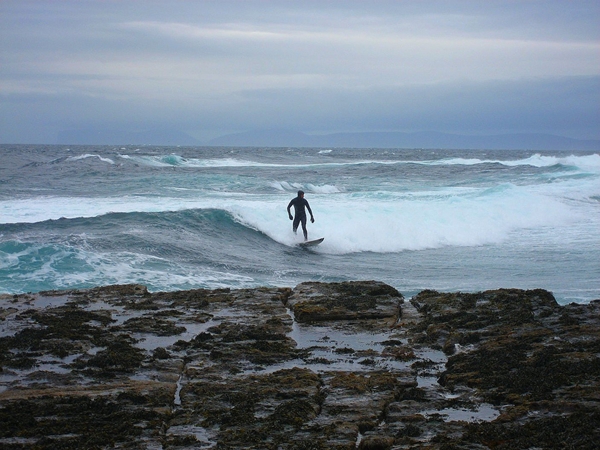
0, 282, 598, 449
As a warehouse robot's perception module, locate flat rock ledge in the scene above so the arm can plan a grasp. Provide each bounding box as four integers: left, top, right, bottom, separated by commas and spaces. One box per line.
0, 281, 598, 449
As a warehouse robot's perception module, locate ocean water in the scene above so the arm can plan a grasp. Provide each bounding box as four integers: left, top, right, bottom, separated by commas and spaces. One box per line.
1, 145, 599, 304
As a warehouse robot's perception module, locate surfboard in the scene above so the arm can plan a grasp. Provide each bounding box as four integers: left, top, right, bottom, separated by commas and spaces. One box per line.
298, 237, 324, 247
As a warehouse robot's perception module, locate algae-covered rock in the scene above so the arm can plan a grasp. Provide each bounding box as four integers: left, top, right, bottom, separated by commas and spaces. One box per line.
287, 280, 403, 323
409, 289, 600, 448
1, 283, 599, 449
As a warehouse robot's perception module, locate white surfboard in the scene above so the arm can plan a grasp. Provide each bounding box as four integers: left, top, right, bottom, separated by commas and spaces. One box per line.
298, 237, 324, 247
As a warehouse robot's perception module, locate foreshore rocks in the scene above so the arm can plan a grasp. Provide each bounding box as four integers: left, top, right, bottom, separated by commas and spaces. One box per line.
0, 281, 599, 449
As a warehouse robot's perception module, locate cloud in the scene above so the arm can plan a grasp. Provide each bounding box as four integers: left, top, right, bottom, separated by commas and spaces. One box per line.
0, 0, 599, 143
113, 16, 600, 88
198, 75, 600, 136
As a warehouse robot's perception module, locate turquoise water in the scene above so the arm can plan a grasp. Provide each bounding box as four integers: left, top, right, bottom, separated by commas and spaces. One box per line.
1, 145, 599, 304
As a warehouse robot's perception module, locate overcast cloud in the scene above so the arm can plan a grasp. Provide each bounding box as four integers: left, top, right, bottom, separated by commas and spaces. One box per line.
1, 0, 599, 144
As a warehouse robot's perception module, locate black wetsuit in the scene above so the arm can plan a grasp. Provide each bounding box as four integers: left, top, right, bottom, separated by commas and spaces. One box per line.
287, 196, 313, 239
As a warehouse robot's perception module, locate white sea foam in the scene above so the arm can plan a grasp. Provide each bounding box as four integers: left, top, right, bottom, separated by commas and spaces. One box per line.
306, 184, 343, 194
0, 196, 221, 224
3, 151, 599, 265
66, 154, 115, 164
4, 146, 599, 302
2, 176, 596, 258
119, 154, 282, 168
233, 180, 596, 255
427, 153, 600, 170
117, 152, 600, 172
270, 182, 343, 194
0, 243, 258, 294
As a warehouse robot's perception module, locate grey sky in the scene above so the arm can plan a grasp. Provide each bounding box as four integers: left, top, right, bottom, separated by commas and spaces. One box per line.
1, 0, 599, 144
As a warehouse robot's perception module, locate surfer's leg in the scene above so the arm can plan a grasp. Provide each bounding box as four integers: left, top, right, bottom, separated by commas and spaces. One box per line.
300, 217, 308, 240
292, 216, 301, 234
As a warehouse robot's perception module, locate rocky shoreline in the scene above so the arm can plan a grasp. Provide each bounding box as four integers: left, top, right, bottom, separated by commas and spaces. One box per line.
1, 281, 599, 449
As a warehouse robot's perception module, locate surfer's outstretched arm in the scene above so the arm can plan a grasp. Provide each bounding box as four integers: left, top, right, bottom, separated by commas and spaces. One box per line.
287, 200, 294, 219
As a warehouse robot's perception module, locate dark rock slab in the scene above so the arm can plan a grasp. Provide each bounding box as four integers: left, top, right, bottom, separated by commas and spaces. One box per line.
406, 289, 600, 449
287, 281, 403, 323
1, 283, 599, 449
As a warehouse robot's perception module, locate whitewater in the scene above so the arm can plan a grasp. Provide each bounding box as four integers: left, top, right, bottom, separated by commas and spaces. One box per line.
1, 145, 599, 304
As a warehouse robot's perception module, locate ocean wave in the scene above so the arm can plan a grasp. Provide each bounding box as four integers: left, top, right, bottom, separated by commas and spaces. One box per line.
0, 239, 256, 294
118, 154, 282, 168
115, 152, 600, 173
119, 153, 368, 169
226, 182, 593, 255
269, 181, 343, 193
2, 171, 596, 237
0, 193, 259, 226
2, 192, 598, 301
66, 154, 115, 165
428, 153, 600, 170
3, 146, 599, 303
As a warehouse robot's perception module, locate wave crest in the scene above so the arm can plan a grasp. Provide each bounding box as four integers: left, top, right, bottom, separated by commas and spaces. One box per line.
66, 154, 115, 165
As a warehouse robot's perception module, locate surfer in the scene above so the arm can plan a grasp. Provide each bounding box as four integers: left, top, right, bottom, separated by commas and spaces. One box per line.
287, 190, 315, 240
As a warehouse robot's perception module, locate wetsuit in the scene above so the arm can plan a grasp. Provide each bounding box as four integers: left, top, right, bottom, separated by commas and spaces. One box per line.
287, 195, 314, 240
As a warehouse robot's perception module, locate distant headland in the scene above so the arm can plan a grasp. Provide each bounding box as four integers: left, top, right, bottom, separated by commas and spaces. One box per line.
52, 128, 600, 150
